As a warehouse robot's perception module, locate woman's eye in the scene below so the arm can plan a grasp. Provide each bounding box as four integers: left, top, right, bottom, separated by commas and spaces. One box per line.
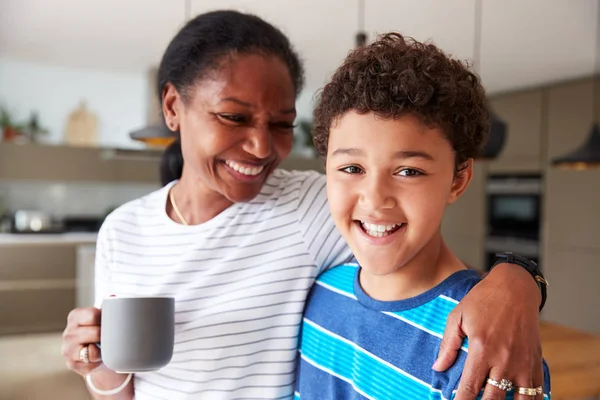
340, 165, 363, 174
271, 122, 296, 132
397, 168, 423, 177
218, 113, 246, 123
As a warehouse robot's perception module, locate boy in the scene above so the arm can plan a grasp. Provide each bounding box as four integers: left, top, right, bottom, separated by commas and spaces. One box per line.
294, 33, 551, 400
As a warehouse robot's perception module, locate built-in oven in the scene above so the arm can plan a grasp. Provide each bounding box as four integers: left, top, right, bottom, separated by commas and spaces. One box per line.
485, 174, 542, 271
487, 174, 542, 240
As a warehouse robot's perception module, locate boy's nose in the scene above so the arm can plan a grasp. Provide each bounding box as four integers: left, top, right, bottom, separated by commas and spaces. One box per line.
359, 177, 397, 210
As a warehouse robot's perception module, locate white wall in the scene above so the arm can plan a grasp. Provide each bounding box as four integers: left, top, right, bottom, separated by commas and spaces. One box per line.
0, 58, 148, 149
0, 57, 321, 150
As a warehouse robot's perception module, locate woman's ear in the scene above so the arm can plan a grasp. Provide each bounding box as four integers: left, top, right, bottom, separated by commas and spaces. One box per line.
448, 158, 474, 205
162, 82, 181, 132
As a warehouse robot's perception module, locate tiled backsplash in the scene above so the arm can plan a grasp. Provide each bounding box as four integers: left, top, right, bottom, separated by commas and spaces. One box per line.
0, 180, 159, 217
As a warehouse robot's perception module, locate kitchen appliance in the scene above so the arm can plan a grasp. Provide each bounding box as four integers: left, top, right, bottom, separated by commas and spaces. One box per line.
485, 174, 542, 271
10, 210, 64, 234
486, 174, 542, 240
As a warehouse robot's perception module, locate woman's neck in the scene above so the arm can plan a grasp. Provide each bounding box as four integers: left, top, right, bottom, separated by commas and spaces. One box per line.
167, 171, 234, 225
359, 233, 466, 302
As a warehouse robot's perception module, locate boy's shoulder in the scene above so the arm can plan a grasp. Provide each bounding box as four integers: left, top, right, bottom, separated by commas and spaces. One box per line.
314, 263, 360, 295
316, 263, 481, 305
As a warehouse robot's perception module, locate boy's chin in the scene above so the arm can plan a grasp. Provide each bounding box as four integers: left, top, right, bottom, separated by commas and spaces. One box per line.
354, 254, 406, 276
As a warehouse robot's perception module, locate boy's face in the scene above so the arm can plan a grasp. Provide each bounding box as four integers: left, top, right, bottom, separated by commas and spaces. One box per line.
326, 111, 472, 275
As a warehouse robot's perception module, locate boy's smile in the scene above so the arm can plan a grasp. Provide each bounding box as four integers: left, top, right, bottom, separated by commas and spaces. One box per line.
326, 111, 473, 300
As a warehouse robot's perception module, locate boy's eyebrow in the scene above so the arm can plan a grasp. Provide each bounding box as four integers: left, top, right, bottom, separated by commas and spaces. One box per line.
331, 148, 364, 157
393, 150, 434, 161
331, 148, 434, 161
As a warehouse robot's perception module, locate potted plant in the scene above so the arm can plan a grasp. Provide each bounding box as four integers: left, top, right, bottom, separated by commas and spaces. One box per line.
0, 106, 25, 142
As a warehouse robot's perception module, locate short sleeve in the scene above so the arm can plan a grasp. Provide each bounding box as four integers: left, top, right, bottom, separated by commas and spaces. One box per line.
295, 171, 352, 274
93, 221, 112, 309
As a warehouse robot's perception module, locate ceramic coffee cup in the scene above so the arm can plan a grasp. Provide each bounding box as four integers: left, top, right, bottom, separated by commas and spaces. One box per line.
100, 297, 175, 373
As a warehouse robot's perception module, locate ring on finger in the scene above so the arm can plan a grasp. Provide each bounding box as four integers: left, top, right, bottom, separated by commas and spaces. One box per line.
486, 377, 513, 391
79, 345, 90, 364
516, 386, 543, 396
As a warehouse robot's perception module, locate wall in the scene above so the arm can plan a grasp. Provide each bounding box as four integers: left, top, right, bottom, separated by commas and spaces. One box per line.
0, 58, 148, 149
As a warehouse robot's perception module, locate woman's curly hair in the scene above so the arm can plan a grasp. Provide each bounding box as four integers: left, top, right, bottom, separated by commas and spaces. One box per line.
313, 32, 490, 168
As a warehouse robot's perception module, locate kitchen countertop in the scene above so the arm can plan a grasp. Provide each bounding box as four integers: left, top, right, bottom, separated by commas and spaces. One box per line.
0, 232, 97, 247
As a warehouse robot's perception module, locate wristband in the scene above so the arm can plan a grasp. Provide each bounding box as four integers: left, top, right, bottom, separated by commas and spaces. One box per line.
85, 372, 132, 396
491, 252, 548, 312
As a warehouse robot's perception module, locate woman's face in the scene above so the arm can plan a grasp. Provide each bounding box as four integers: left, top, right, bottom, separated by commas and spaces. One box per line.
163, 53, 297, 203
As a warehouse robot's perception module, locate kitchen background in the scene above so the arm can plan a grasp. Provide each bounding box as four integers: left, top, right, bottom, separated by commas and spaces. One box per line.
1, 0, 599, 399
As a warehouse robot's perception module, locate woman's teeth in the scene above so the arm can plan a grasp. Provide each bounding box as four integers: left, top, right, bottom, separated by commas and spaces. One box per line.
225, 161, 265, 176
361, 222, 402, 238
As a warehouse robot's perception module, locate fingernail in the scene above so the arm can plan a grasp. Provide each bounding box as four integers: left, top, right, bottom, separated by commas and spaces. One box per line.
432, 360, 439, 370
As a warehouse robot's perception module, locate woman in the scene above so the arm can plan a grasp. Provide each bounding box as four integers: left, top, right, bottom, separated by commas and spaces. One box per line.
62, 10, 545, 400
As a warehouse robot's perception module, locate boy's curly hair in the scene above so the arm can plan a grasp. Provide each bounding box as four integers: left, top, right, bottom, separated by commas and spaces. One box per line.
313, 33, 490, 168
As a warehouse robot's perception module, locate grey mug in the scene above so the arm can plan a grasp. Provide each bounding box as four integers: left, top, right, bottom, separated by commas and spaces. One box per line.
100, 297, 175, 373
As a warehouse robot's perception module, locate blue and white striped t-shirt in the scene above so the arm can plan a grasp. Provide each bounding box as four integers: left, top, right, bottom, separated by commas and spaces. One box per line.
295, 264, 551, 400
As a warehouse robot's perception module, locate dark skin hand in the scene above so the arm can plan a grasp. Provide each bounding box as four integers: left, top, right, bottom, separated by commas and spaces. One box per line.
434, 263, 544, 400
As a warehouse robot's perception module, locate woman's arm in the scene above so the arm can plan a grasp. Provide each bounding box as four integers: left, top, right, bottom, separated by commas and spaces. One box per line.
434, 262, 544, 400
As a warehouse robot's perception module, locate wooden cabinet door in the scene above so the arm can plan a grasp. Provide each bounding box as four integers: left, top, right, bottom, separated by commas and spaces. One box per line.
488, 89, 544, 173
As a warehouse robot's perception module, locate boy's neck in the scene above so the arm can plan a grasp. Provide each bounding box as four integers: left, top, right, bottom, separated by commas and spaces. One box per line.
358, 233, 466, 302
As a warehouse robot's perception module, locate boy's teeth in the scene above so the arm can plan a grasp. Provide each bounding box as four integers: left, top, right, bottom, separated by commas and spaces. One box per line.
361, 222, 402, 238
225, 161, 265, 176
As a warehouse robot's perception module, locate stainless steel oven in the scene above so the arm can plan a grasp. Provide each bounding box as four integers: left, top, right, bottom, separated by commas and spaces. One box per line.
485, 174, 542, 271
486, 174, 542, 240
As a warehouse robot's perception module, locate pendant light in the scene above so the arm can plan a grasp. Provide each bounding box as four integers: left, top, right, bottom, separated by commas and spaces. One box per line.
473, 0, 506, 159
355, 0, 367, 47
551, 2, 600, 170
129, 0, 193, 148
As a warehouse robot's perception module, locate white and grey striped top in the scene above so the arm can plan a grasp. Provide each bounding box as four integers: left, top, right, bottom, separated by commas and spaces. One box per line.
94, 169, 352, 400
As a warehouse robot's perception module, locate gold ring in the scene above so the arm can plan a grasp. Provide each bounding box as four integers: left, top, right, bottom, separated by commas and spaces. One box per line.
516, 386, 543, 396
486, 378, 513, 391
79, 345, 90, 364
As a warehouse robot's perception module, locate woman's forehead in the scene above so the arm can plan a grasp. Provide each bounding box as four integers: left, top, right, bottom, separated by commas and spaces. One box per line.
191, 54, 296, 111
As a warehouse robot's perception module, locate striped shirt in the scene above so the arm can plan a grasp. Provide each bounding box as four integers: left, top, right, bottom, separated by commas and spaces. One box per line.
94, 169, 352, 400
295, 264, 552, 400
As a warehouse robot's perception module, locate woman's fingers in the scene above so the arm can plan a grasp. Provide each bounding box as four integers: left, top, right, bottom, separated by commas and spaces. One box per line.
67, 307, 101, 327
513, 355, 544, 400
480, 367, 510, 400
433, 308, 465, 371
62, 307, 103, 376
453, 342, 487, 400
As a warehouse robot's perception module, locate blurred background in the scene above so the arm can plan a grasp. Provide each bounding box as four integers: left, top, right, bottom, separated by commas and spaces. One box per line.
0, 0, 599, 399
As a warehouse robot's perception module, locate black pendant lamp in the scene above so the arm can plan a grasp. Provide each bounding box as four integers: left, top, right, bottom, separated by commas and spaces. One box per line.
355, 0, 367, 47
129, 0, 192, 148
551, 3, 600, 170
129, 121, 175, 148
473, 0, 506, 159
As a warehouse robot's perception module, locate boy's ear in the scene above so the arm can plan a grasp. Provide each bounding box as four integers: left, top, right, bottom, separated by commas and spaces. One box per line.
448, 158, 474, 204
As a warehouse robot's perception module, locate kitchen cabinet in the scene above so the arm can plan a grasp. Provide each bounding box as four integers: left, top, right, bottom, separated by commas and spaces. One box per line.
0, 143, 116, 182
0, 244, 77, 335
541, 78, 600, 334
488, 89, 544, 173
0, 143, 162, 183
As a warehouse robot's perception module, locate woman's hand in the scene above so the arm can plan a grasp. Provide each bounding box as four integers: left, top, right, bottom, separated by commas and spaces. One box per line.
434, 263, 544, 400
62, 307, 103, 376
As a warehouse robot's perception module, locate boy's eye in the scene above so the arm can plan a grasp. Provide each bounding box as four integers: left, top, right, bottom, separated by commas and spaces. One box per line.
397, 168, 423, 177
340, 165, 363, 174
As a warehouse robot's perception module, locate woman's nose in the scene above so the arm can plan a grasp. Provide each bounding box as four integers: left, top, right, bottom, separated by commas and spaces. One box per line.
242, 127, 272, 159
